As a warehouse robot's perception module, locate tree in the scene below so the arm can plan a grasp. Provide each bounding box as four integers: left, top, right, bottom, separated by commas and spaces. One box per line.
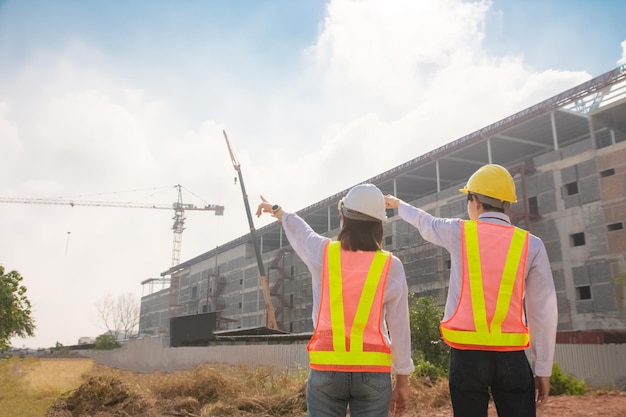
94, 334, 121, 350
95, 292, 140, 341
0, 266, 35, 351
408, 294, 450, 372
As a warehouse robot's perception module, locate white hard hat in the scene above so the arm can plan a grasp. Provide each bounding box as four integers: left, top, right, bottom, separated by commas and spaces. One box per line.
340, 184, 387, 222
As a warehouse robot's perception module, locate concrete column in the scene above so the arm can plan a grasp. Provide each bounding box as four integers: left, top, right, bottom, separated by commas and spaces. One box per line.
611, 129, 616, 146
552, 168, 577, 330
327, 205, 331, 232
551, 111, 559, 150
436, 160, 441, 192
588, 116, 596, 147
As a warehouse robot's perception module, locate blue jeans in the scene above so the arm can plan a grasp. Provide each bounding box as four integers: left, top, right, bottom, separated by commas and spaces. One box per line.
306, 369, 392, 417
448, 348, 536, 417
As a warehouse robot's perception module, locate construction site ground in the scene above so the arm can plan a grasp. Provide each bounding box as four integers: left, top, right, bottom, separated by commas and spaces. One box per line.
408, 393, 626, 417
41, 362, 626, 417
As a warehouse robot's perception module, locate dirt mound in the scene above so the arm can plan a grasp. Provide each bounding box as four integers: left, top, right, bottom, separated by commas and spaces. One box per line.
47, 375, 148, 417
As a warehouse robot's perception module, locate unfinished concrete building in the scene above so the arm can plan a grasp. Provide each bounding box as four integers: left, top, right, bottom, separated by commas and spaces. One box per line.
139, 65, 626, 345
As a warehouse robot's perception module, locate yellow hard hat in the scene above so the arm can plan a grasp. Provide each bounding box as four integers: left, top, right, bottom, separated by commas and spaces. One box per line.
459, 164, 517, 203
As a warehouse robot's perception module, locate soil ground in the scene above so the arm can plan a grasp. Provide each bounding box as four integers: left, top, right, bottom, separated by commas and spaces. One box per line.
43, 362, 626, 417
407, 391, 626, 417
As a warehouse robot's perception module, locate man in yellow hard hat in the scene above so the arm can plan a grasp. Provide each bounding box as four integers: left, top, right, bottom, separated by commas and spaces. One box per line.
385, 164, 557, 417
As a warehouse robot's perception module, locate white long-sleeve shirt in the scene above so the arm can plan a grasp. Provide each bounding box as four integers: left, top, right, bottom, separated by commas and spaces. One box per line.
281, 211, 415, 375
398, 201, 558, 377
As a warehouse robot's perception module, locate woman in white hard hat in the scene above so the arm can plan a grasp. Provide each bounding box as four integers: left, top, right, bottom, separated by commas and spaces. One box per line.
385, 164, 557, 417
256, 184, 414, 417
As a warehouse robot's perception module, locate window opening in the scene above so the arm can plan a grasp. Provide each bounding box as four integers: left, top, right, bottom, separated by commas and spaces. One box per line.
576, 285, 591, 300
600, 168, 615, 178
528, 196, 539, 216
565, 182, 579, 196
570, 232, 585, 247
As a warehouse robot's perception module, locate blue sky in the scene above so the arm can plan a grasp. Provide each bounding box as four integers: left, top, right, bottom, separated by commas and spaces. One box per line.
484, 0, 626, 75
1, 0, 625, 349
0, 1, 328, 128
3, 1, 623, 131
3, 1, 623, 76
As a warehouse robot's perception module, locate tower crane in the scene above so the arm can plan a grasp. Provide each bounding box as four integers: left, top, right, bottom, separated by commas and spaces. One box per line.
0, 184, 224, 267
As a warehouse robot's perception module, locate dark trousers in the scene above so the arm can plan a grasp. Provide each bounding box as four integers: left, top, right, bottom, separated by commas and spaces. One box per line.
448, 348, 536, 417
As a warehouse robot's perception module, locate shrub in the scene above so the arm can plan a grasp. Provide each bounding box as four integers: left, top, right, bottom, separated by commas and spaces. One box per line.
413, 359, 446, 383
550, 362, 586, 395
95, 334, 121, 350
408, 295, 450, 372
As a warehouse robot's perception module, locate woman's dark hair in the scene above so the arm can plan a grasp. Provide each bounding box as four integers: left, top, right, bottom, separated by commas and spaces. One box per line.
337, 217, 383, 251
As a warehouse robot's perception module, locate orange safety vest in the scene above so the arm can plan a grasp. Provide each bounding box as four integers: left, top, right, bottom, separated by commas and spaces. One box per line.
307, 241, 393, 372
440, 220, 530, 351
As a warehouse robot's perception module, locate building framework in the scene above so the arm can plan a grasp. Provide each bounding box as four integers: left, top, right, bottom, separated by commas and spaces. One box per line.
139, 65, 626, 344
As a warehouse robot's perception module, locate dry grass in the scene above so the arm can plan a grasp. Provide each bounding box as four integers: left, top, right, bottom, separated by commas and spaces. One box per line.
0, 357, 94, 417
23, 358, 94, 395
410, 376, 451, 410
1, 356, 455, 417
47, 362, 310, 417
3, 356, 622, 417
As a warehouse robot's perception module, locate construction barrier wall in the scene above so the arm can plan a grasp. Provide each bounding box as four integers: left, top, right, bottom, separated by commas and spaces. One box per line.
83, 336, 626, 389
554, 343, 626, 389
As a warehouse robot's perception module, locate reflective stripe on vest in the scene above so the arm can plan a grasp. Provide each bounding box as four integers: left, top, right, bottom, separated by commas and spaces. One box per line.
308, 241, 392, 371
440, 221, 530, 349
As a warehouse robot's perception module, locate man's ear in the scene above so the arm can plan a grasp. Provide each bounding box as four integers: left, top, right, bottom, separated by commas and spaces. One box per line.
468, 195, 481, 211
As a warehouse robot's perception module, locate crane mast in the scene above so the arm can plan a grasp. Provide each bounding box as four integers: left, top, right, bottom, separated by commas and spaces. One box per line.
0, 184, 224, 267
223, 130, 279, 331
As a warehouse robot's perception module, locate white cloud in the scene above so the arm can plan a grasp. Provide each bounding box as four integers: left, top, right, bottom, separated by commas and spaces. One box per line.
310, 0, 491, 112
618, 39, 626, 66
263, 0, 590, 212
0, 103, 23, 184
